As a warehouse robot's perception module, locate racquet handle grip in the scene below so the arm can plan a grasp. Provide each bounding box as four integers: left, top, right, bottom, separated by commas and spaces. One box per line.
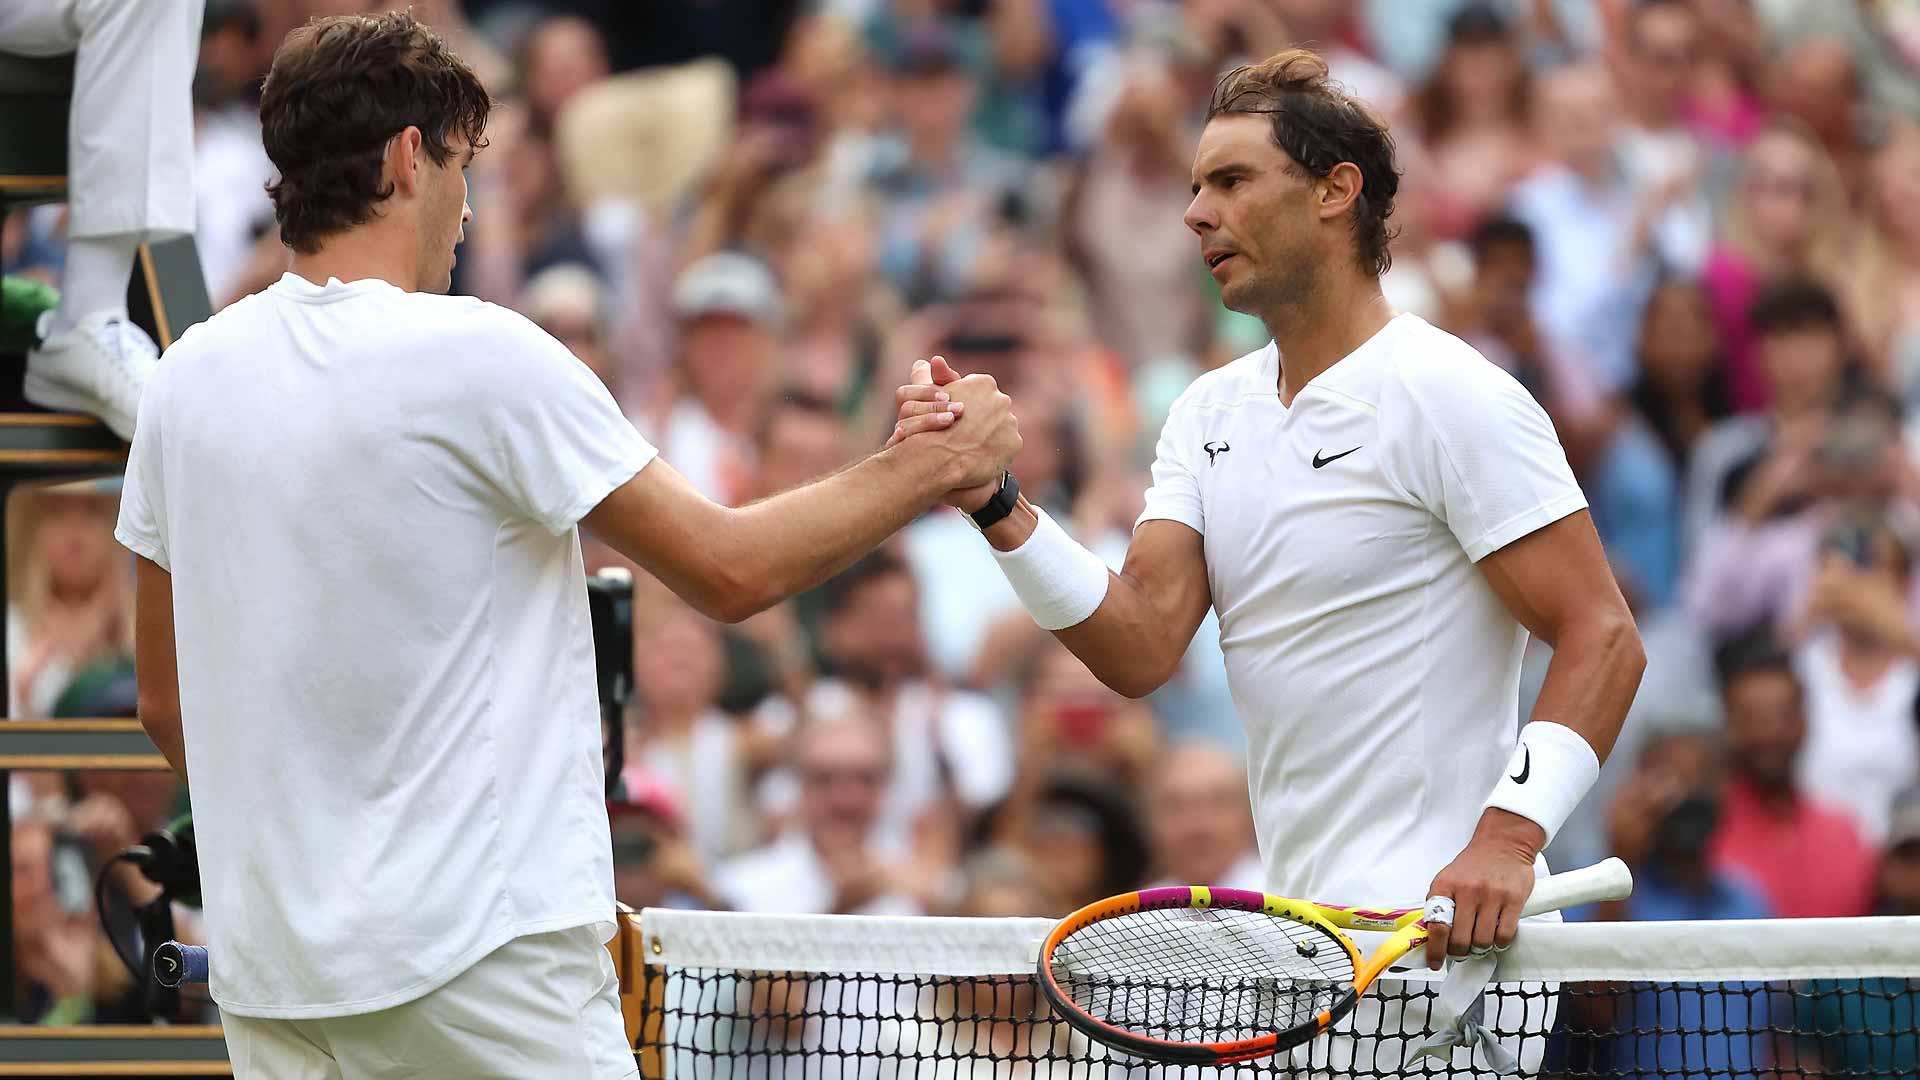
1520, 856, 1633, 917
153, 941, 209, 988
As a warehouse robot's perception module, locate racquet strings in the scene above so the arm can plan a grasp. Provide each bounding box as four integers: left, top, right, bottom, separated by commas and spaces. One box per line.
1047, 907, 1356, 1044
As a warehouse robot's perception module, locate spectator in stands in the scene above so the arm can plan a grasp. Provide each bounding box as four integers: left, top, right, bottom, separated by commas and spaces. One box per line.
1681, 0, 1768, 151
714, 714, 922, 916
607, 783, 721, 911
1852, 120, 1920, 407
1614, 0, 1714, 272
773, 213, 895, 407
1508, 62, 1698, 391
650, 252, 784, 505
619, 594, 777, 865
1408, 4, 1533, 240
1012, 639, 1158, 791
1701, 121, 1856, 412
1447, 216, 1606, 453
1784, 511, 1920, 844
1683, 282, 1865, 627
520, 262, 612, 389
7, 482, 134, 718
11, 820, 101, 1023
516, 16, 609, 137
1626, 278, 1734, 476
991, 769, 1151, 912
1707, 637, 1878, 918
1766, 38, 1867, 194
1063, 15, 1213, 372
870, 23, 1030, 304
1145, 742, 1262, 890
751, 393, 853, 500
192, 0, 278, 306
1259, 0, 1404, 119
1601, 724, 1775, 1080
1603, 729, 1771, 921
1599, 278, 1735, 604
798, 551, 1013, 853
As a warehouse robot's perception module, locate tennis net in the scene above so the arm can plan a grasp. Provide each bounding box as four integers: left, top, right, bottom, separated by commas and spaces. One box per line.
635, 907, 1920, 1078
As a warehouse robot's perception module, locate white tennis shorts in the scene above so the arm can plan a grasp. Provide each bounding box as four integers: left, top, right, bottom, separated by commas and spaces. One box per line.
221, 925, 638, 1080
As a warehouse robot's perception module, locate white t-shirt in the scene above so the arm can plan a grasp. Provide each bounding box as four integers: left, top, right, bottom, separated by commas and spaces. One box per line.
1138, 314, 1588, 908
712, 830, 922, 916
1794, 633, 1920, 845
115, 273, 657, 1018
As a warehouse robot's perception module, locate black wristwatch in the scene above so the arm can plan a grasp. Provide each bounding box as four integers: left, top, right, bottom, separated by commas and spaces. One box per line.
967, 471, 1020, 531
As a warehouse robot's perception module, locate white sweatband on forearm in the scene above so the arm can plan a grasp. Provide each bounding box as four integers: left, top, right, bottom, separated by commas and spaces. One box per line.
1483, 720, 1601, 846
988, 507, 1111, 631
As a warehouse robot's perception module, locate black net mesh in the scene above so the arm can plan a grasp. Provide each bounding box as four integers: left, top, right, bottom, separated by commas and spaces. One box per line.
1046, 906, 1355, 1045
639, 967, 1920, 1078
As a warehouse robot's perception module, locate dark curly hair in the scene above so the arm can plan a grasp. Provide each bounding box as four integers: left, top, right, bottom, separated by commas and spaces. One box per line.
259, 12, 491, 254
1207, 49, 1401, 277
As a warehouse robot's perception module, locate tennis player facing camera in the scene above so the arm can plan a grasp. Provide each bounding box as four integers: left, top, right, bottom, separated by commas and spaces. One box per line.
117, 13, 1016, 1079
898, 48, 1644, 1071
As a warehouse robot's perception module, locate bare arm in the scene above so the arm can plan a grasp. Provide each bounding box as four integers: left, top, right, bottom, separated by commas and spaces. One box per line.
977, 503, 1213, 699
1478, 509, 1643, 771
1424, 509, 1644, 967
133, 557, 186, 782
585, 374, 1018, 623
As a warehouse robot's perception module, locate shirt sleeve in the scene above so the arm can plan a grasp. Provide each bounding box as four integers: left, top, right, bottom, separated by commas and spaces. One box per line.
1382, 348, 1588, 563
475, 309, 658, 536
1136, 400, 1205, 535
115, 366, 169, 570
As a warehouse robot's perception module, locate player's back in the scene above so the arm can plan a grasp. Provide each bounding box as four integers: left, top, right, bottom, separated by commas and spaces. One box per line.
118, 273, 649, 1017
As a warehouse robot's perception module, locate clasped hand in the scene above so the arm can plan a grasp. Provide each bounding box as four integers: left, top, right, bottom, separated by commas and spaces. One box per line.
885, 356, 1020, 512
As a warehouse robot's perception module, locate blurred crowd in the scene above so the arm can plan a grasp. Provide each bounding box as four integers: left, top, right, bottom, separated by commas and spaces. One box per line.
6, 0, 1920, 1052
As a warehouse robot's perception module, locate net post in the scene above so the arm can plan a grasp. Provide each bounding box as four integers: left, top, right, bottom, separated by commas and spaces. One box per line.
620, 906, 665, 1080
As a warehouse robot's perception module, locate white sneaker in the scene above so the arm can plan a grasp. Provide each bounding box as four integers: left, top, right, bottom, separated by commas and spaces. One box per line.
25, 307, 158, 441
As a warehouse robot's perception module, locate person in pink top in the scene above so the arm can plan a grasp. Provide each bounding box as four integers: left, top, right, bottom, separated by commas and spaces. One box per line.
1699, 122, 1857, 412
1706, 637, 1879, 917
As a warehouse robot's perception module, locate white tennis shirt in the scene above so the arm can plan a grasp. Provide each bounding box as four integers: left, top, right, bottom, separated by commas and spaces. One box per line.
116, 273, 657, 1018
1139, 314, 1587, 908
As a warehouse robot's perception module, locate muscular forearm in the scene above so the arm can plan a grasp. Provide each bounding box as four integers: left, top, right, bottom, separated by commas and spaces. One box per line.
982, 499, 1194, 698
1526, 611, 1643, 767
698, 448, 950, 622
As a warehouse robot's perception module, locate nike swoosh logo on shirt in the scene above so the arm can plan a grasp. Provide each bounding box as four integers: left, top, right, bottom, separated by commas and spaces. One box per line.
1510, 747, 1531, 784
1311, 446, 1362, 469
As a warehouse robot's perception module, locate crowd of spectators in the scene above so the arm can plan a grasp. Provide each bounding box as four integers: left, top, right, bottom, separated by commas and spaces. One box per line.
6, 0, 1920, 1052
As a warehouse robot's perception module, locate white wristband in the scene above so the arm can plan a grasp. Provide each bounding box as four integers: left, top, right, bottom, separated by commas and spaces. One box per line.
1483, 721, 1601, 846
988, 507, 1111, 631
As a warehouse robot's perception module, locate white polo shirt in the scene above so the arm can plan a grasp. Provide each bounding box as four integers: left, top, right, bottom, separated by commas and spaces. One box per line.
1139, 314, 1587, 908
116, 273, 656, 1018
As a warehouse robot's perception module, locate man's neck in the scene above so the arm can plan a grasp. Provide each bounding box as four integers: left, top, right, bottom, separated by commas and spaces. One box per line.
288, 230, 418, 292
1263, 280, 1396, 405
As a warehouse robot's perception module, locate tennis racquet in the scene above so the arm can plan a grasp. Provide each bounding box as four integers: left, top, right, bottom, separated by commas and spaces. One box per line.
1035, 857, 1632, 1065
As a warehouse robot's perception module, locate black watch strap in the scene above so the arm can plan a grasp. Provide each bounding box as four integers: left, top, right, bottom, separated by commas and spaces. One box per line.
968, 471, 1020, 530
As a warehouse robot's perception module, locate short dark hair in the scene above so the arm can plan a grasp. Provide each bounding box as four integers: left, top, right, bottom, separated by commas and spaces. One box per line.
1748, 279, 1843, 340
1468, 215, 1534, 261
259, 12, 491, 254
1714, 630, 1797, 695
1206, 49, 1401, 277
821, 550, 911, 618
